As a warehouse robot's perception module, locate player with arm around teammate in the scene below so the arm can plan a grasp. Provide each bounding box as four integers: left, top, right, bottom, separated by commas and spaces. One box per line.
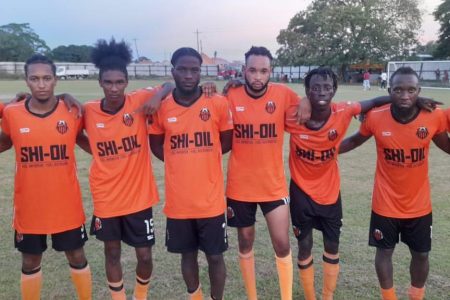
339, 67, 450, 300
83, 38, 173, 300
285, 67, 416, 300
0, 54, 91, 300
149, 47, 233, 300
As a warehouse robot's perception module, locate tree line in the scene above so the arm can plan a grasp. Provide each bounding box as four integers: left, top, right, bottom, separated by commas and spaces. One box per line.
0, 23, 93, 62
0, 0, 449, 66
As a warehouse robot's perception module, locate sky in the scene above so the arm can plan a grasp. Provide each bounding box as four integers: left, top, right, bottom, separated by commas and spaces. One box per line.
1, 0, 443, 62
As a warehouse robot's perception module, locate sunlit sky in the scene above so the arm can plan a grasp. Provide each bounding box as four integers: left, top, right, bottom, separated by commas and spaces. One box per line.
1, 0, 442, 62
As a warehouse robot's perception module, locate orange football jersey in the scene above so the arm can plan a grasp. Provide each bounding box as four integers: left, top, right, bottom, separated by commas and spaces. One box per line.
359, 105, 446, 218
226, 83, 300, 201
287, 101, 361, 204
149, 93, 233, 219
2, 100, 85, 234
84, 88, 160, 218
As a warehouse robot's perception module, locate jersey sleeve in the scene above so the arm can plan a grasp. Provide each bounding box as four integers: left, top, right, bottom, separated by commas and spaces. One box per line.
347, 101, 362, 116
358, 112, 373, 137
434, 108, 447, 135
1, 107, 11, 135
284, 87, 301, 133
446, 108, 450, 132
0, 102, 5, 118
147, 111, 165, 135
130, 87, 159, 106
217, 98, 234, 131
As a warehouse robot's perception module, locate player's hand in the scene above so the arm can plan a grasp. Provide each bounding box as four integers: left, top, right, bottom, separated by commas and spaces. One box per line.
201, 82, 218, 98
133, 95, 162, 117
222, 79, 244, 95
296, 96, 311, 124
417, 97, 443, 112
357, 113, 366, 122
56, 93, 83, 118
10, 92, 30, 103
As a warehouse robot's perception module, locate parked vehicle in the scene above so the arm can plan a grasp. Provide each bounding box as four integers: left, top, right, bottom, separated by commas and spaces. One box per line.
56, 66, 89, 80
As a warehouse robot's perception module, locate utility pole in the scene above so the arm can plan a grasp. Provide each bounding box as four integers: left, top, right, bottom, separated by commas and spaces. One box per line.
194, 29, 202, 52
133, 38, 140, 62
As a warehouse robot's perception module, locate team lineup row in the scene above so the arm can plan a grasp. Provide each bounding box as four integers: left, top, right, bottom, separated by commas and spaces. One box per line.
1, 39, 450, 300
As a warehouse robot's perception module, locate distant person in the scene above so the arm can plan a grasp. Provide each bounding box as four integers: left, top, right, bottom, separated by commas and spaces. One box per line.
380, 71, 387, 89
340, 67, 450, 300
363, 70, 371, 90
0, 54, 92, 300
149, 47, 233, 300
435, 68, 441, 81
443, 70, 449, 85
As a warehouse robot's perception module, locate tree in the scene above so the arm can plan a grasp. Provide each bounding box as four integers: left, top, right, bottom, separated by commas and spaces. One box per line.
276, 0, 421, 76
50, 45, 94, 62
0, 23, 49, 61
414, 41, 437, 55
433, 0, 450, 59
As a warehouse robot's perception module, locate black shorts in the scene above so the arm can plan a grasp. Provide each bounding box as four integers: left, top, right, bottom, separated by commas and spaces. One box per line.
289, 180, 342, 243
90, 207, 155, 248
165, 214, 228, 255
15, 225, 88, 255
369, 211, 432, 252
226, 197, 290, 227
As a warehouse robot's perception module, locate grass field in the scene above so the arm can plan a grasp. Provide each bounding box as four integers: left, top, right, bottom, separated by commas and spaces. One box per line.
0, 79, 449, 299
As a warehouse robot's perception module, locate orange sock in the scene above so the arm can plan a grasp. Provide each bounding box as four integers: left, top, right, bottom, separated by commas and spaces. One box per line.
408, 285, 425, 300
188, 284, 203, 300
322, 253, 340, 300
239, 250, 257, 300
21, 267, 42, 300
275, 250, 293, 300
381, 287, 398, 300
298, 256, 316, 300
133, 275, 151, 300
70, 263, 92, 300
108, 280, 126, 300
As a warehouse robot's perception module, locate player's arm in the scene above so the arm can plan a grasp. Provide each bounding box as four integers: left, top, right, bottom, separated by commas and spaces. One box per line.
339, 132, 372, 154
149, 134, 165, 161
432, 132, 450, 154
136, 82, 175, 116
222, 79, 244, 95
0, 132, 12, 153
220, 129, 233, 154
76, 132, 91, 154
57, 93, 84, 118
294, 96, 311, 124
359, 96, 442, 114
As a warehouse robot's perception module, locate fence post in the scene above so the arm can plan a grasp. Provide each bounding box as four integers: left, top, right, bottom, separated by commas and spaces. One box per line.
164, 66, 167, 76
149, 65, 151, 76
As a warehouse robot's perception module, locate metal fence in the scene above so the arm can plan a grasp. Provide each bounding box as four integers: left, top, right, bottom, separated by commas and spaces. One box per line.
0, 62, 220, 77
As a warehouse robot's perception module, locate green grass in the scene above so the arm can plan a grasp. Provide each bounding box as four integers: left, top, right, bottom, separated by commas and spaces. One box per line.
0, 80, 449, 299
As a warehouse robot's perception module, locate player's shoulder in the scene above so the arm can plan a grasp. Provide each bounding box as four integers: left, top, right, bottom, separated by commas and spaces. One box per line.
3, 101, 25, 115
128, 87, 155, 97
83, 99, 102, 112
268, 82, 294, 92
225, 85, 245, 98
367, 104, 390, 116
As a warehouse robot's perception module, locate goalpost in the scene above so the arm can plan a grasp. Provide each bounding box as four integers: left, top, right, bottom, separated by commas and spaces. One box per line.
387, 60, 450, 89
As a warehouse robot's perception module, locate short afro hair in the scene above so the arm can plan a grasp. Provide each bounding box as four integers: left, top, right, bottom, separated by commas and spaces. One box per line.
170, 47, 202, 66
24, 54, 56, 77
304, 67, 338, 91
389, 66, 419, 86
244, 46, 273, 63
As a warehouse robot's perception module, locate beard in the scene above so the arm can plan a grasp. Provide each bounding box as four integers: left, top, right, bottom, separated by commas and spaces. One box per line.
175, 80, 200, 96
245, 76, 269, 94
